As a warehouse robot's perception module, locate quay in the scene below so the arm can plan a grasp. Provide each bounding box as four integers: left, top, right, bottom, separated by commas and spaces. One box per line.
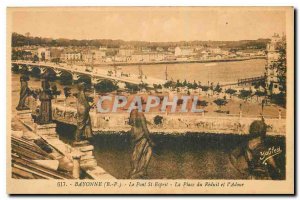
93, 56, 267, 66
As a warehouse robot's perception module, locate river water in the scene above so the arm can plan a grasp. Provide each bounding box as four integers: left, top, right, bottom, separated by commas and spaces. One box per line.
11, 59, 285, 180
98, 59, 266, 84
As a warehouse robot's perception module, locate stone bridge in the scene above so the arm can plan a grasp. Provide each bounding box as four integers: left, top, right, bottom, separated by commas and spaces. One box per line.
11, 60, 166, 86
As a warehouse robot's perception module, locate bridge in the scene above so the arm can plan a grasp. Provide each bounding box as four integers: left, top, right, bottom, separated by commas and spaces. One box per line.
220, 76, 265, 87
11, 60, 166, 87
237, 76, 265, 86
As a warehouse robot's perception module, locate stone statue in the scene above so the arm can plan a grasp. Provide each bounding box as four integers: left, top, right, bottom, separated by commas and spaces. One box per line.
229, 120, 282, 180
128, 109, 154, 179
75, 82, 93, 142
16, 74, 31, 111
37, 73, 54, 124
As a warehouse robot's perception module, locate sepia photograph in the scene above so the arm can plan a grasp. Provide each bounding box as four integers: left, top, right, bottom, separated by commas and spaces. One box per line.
6, 6, 294, 194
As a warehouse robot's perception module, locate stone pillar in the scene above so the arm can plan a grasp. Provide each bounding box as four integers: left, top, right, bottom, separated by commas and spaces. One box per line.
27, 66, 33, 72
91, 77, 99, 85
72, 154, 81, 179
278, 109, 282, 120
17, 110, 33, 124
54, 69, 62, 77
72, 73, 79, 82
92, 112, 98, 128
40, 67, 46, 74
202, 111, 205, 117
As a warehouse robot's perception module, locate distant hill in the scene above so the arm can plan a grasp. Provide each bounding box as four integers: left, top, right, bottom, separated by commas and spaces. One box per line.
11, 32, 270, 50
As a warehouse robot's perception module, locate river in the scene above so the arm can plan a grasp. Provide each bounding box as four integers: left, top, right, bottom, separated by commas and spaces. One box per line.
98, 59, 266, 84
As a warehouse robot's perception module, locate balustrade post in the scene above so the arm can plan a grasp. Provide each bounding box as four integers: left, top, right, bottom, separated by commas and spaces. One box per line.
72, 153, 81, 179
278, 108, 282, 120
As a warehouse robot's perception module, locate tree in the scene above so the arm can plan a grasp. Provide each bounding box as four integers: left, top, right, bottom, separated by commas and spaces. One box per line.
154, 115, 163, 125
163, 80, 175, 88
276, 39, 287, 94
12, 65, 19, 73
197, 100, 208, 109
192, 80, 198, 89
225, 88, 237, 97
125, 82, 139, 93
200, 85, 209, 92
95, 80, 119, 93
63, 87, 72, 106
214, 83, 222, 93
176, 80, 183, 88
33, 55, 39, 62
270, 38, 286, 107
139, 82, 148, 90
255, 90, 266, 97
153, 84, 162, 92
187, 81, 197, 90
270, 93, 285, 107
238, 89, 252, 101
213, 98, 228, 111
51, 84, 61, 102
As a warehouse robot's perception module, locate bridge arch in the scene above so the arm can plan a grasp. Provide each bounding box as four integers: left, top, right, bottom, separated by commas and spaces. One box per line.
31, 66, 41, 78
59, 70, 73, 85
11, 64, 20, 73
75, 74, 92, 85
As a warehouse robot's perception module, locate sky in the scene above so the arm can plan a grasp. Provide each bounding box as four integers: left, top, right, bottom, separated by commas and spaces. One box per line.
9, 7, 287, 42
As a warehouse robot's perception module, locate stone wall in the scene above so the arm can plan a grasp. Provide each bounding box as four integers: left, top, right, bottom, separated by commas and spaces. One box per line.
51, 104, 286, 136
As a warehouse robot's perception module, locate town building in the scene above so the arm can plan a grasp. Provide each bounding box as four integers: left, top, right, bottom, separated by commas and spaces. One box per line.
174, 46, 194, 57
61, 51, 82, 62
118, 47, 135, 57
131, 52, 166, 62
49, 48, 63, 62
167, 47, 176, 53
37, 47, 51, 61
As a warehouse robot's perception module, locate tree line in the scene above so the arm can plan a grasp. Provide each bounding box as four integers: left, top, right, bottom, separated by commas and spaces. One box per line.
12, 32, 269, 50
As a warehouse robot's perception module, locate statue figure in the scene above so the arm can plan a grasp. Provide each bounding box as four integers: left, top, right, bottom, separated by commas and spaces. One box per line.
128, 109, 154, 179
37, 73, 54, 124
16, 74, 31, 111
229, 119, 282, 180
75, 82, 93, 142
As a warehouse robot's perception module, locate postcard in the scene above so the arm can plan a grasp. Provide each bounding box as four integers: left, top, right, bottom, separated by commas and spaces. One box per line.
7, 6, 294, 194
